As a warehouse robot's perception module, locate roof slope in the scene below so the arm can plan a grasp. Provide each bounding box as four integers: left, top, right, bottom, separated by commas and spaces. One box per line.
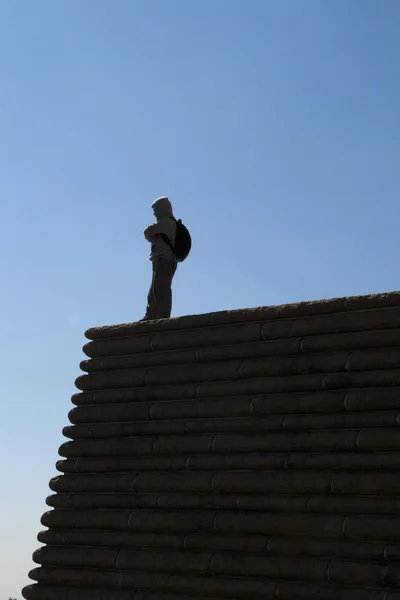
23, 292, 400, 600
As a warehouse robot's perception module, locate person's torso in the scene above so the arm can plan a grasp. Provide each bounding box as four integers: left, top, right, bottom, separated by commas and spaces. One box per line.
150, 217, 177, 261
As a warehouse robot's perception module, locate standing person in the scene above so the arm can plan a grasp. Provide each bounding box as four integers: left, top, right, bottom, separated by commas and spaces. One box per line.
142, 196, 178, 320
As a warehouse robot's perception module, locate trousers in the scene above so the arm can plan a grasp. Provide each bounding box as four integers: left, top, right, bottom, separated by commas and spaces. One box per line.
144, 257, 177, 320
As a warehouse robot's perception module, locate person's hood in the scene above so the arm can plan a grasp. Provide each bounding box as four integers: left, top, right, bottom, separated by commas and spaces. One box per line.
152, 196, 173, 220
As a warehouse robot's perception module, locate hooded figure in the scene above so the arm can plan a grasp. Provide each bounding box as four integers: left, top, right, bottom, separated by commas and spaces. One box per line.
142, 196, 177, 320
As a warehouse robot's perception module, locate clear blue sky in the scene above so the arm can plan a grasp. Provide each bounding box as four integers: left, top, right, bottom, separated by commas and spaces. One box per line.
1, 0, 400, 596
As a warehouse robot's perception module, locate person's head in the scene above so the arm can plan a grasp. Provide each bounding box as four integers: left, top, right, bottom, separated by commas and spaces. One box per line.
152, 196, 173, 220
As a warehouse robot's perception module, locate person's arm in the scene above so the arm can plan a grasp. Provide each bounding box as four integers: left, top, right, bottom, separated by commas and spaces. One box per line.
144, 219, 170, 242
144, 228, 155, 242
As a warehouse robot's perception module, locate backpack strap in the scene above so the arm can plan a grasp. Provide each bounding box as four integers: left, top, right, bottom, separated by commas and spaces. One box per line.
160, 217, 177, 252
160, 233, 174, 251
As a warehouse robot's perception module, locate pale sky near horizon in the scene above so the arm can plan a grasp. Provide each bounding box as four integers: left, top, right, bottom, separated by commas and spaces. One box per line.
1, 0, 400, 596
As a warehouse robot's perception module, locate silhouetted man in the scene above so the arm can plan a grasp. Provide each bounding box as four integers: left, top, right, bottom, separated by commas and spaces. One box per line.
142, 196, 177, 320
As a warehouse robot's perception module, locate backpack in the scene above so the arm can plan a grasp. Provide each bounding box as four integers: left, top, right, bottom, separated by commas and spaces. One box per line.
161, 217, 191, 262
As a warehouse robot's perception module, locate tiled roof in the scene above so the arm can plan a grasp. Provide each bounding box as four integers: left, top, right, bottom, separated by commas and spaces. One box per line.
24, 292, 400, 599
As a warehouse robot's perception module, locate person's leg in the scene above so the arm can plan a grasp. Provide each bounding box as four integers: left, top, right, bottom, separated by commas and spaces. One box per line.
152, 258, 177, 319
142, 262, 157, 320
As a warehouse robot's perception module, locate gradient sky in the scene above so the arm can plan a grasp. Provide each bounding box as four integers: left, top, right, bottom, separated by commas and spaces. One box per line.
1, 0, 400, 596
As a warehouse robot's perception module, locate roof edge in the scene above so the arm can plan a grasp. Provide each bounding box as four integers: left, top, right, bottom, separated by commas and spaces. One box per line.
84, 291, 400, 341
